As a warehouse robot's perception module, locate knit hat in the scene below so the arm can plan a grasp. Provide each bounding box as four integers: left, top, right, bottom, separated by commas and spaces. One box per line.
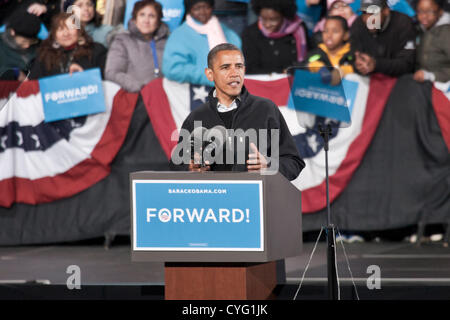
184, 0, 215, 12
359, 0, 388, 11
7, 9, 41, 39
63, 0, 97, 12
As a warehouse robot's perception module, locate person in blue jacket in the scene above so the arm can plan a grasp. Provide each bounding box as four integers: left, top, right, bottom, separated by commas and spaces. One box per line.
162, 0, 241, 86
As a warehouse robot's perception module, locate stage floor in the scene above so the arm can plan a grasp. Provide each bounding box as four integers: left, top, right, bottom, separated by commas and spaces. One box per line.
1, 239, 450, 299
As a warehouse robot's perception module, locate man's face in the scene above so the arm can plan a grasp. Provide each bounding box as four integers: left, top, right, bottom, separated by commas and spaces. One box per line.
10, 31, 38, 49
205, 50, 245, 102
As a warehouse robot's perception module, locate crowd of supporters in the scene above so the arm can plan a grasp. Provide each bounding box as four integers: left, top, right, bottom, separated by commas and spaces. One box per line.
0, 0, 449, 90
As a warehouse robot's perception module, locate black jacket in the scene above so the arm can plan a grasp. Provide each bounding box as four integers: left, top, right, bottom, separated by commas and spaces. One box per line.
29, 42, 107, 79
242, 22, 312, 75
170, 87, 305, 181
350, 11, 416, 77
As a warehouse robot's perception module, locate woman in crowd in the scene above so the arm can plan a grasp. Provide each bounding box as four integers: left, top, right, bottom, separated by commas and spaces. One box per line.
62, 0, 115, 48
162, 0, 241, 86
241, 0, 311, 75
105, 0, 169, 92
312, 0, 357, 44
29, 12, 107, 79
413, 0, 450, 83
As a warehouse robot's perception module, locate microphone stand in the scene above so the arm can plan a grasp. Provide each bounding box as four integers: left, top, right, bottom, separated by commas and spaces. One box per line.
318, 123, 338, 300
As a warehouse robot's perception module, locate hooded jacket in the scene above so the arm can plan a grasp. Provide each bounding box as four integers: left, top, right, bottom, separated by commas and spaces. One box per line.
105, 20, 169, 92
0, 30, 38, 79
416, 12, 450, 82
170, 86, 305, 181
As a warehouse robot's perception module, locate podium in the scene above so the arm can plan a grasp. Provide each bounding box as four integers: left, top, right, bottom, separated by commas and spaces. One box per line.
130, 171, 302, 300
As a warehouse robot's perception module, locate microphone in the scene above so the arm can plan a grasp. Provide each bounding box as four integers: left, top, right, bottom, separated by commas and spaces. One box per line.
319, 66, 342, 86
203, 125, 227, 160
189, 126, 207, 163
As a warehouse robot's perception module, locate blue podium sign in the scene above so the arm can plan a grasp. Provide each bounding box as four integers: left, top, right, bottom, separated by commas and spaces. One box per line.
38, 68, 106, 122
132, 180, 264, 251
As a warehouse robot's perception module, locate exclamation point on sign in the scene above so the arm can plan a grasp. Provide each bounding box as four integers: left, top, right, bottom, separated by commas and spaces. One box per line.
246, 209, 250, 223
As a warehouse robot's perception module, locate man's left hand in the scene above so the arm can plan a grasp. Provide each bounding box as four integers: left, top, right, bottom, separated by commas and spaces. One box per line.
247, 143, 268, 172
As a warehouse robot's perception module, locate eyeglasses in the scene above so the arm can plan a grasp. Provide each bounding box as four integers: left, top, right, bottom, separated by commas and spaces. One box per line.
331, 2, 349, 10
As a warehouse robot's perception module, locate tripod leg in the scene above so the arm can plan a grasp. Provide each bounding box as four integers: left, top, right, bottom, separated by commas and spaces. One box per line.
327, 225, 338, 300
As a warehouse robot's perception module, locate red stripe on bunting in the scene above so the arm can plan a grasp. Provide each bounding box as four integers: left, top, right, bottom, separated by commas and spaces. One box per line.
0, 86, 138, 208
301, 74, 397, 213
244, 77, 291, 106
141, 78, 178, 159
16, 80, 40, 97
432, 86, 450, 152
0, 81, 21, 99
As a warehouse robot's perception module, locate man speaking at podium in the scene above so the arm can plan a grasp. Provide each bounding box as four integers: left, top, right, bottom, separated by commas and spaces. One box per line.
170, 43, 305, 180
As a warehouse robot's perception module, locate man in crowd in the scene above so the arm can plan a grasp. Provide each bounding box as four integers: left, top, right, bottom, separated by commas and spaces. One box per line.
0, 9, 41, 80
350, 0, 417, 77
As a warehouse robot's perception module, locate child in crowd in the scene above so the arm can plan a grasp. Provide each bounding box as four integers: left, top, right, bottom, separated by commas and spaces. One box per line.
304, 15, 354, 78
313, 0, 357, 44
414, 0, 450, 83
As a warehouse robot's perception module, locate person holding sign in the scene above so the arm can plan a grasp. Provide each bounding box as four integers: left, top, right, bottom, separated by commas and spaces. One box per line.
105, 0, 169, 92
170, 43, 305, 181
162, 0, 241, 86
29, 12, 107, 79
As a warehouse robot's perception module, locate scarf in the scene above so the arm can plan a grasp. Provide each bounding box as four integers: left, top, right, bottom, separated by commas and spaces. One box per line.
258, 16, 307, 62
185, 14, 227, 49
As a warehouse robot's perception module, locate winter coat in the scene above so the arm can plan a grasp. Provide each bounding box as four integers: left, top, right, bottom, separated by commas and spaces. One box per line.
169, 86, 305, 181
304, 42, 354, 77
105, 20, 169, 92
416, 12, 450, 82
29, 42, 107, 79
162, 19, 241, 87
0, 30, 38, 79
241, 22, 311, 75
350, 11, 417, 77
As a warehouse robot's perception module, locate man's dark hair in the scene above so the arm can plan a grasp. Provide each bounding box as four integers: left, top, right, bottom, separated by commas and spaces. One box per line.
207, 43, 244, 68
325, 15, 349, 32
251, 0, 298, 20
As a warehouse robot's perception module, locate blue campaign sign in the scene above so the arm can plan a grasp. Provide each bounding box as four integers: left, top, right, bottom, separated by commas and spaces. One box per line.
39, 68, 106, 122
288, 69, 358, 123
124, 0, 184, 32
132, 180, 264, 251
